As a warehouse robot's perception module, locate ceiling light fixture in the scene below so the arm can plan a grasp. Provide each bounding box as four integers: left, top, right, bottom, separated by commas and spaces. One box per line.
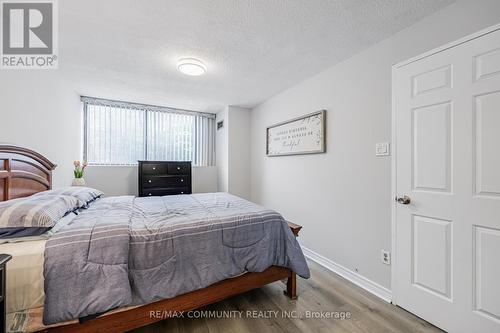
177, 58, 207, 76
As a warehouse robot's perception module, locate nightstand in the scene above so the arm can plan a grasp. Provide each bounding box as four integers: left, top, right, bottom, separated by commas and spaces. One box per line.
0, 254, 12, 333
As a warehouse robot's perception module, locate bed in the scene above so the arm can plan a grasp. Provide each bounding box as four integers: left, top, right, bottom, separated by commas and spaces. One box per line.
0, 145, 309, 332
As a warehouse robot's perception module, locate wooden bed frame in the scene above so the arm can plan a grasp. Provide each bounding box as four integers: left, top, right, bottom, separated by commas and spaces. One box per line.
0, 145, 303, 333
0, 145, 55, 201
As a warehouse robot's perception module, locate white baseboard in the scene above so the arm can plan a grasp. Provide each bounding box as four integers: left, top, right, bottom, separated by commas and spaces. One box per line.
301, 245, 392, 303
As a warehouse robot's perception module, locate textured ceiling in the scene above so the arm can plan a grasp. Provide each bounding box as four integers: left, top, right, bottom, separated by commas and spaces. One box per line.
60, 0, 454, 112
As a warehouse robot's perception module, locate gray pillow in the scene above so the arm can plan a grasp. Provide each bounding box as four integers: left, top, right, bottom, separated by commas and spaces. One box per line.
35, 186, 104, 208
0, 195, 78, 238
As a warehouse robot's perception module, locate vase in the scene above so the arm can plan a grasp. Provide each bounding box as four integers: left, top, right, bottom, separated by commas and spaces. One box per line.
72, 178, 86, 186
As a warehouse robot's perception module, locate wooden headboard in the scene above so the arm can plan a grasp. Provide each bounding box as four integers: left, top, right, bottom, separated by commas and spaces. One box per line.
0, 145, 56, 201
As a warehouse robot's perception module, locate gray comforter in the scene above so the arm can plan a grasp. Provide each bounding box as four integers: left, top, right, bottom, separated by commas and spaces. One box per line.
43, 193, 310, 324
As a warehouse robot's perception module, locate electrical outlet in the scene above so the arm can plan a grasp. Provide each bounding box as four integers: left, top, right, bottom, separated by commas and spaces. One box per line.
381, 250, 391, 265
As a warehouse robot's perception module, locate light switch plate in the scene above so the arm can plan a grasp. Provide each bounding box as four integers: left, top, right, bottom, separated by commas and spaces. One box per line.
375, 142, 390, 156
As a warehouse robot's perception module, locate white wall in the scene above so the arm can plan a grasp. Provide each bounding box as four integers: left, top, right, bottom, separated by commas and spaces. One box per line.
216, 106, 251, 199
250, 0, 500, 290
227, 106, 251, 199
192, 166, 218, 194
0, 71, 217, 194
0, 71, 81, 188
84, 165, 217, 197
84, 166, 137, 196
216, 108, 229, 192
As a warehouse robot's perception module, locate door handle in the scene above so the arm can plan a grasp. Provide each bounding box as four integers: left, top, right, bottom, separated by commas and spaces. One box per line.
396, 195, 411, 205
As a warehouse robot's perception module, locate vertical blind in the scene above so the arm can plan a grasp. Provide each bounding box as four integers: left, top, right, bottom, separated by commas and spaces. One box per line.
82, 97, 216, 166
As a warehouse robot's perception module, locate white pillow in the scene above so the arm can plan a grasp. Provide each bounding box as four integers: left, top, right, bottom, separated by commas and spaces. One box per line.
0, 195, 78, 238
35, 186, 103, 208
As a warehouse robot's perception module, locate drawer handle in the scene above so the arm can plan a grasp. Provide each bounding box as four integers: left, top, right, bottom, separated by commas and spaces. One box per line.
177, 166, 181, 170
152, 167, 156, 170
148, 193, 152, 196
180, 179, 184, 182
181, 192, 184, 194
148, 180, 152, 183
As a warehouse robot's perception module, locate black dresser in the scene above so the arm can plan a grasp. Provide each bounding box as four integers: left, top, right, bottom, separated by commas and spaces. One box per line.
138, 161, 192, 197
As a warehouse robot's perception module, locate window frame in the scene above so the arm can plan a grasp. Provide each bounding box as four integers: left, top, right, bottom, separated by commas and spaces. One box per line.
82, 96, 215, 166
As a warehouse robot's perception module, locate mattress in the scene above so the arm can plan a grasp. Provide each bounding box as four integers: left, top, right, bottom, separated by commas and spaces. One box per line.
2, 194, 309, 327
1, 212, 77, 315
42, 193, 310, 324
1, 239, 46, 314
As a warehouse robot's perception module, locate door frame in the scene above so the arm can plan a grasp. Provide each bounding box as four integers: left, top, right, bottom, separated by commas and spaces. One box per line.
390, 23, 500, 306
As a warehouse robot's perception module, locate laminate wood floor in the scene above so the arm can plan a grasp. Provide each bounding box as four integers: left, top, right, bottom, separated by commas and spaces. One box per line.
132, 259, 443, 333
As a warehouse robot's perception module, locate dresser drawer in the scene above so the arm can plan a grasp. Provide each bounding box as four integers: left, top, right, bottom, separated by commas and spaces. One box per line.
142, 175, 188, 188
141, 188, 190, 197
141, 163, 168, 175
167, 163, 191, 175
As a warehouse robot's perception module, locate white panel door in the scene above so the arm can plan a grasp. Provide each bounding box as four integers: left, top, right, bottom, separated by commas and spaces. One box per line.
394, 28, 500, 333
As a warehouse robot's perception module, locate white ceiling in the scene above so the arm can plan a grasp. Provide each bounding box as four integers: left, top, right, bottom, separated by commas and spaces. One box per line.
60, 0, 454, 112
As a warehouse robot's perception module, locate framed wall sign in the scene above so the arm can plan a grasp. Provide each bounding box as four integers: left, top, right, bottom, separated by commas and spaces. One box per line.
266, 110, 326, 157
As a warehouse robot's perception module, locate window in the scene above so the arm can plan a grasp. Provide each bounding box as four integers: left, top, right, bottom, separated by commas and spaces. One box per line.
82, 97, 215, 166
